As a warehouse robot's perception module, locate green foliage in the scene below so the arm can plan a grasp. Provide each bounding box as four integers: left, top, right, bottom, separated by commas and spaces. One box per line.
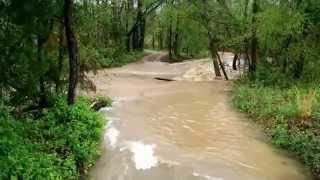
94, 96, 113, 107
0, 97, 105, 179
257, 7, 304, 50
232, 82, 320, 177
0, 0, 65, 105
252, 0, 320, 80
272, 127, 320, 175
81, 47, 145, 69
145, 0, 208, 58
100, 49, 145, 68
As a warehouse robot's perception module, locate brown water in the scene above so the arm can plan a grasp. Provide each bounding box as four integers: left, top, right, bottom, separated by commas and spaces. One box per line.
89, 53, 312, 180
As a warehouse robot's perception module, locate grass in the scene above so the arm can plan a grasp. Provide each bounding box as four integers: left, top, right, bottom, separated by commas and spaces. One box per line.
232, 81, 320, 178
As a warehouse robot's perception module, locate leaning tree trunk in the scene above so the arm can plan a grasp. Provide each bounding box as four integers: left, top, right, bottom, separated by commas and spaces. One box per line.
208, 39, 222, 77
216, 52, 229, 80
64, 0, 79, 105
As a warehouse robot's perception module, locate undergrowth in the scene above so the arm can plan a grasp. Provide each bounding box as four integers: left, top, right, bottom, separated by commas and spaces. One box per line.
80, 47, 145, 70
0, 97, 106, 179
232, 81, 320, 178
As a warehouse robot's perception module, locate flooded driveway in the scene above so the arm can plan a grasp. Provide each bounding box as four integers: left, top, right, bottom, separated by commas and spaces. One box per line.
89, 53, 311, 180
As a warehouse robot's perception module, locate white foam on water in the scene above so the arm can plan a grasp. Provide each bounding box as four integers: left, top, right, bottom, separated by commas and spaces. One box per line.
158, 159, 180, 167
183, 125, 195, 133
105, 126, 120, 148
192, 172, 223, 180
100, 107, 113, 112
185, 119, 197, 123
127, 142, 158, 170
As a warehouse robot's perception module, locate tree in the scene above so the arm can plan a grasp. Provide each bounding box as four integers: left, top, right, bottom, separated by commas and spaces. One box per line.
249, 0, 258, 73
64, 0, 79, 105
126, 0, 165, 51
188, 0, 229, 80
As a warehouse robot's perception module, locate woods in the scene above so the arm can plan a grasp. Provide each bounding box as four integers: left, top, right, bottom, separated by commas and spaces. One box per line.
1, 0, 319, 105
0, 0, 320, 179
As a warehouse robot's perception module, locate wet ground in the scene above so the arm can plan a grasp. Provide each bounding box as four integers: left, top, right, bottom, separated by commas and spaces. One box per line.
88, 52, 312, 180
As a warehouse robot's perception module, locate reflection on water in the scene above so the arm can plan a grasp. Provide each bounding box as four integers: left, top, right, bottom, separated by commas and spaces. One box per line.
89, 53, 311, 180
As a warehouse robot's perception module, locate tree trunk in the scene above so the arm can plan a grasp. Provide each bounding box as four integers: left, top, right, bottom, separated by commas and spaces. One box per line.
126, 33, 131, 51
243, 0, 250, 73
111, 0, 119, 45
64, 0, 79, 105
56, 20, 65, 93
209, 39, 221, 77
37, 36, 48, 107
293, 55, 304, 79
136, 0, 144, 50
168, 16, 173, 60
232, 54, 239, 70
216, 52, 229, 80
159, 29, 163, 49
138, 17, 146, 50
250, 0, 258, 72
152, 33, 155, 49
173, 15, 180, 57
282, 36, 292, 73
125, 0, 131, 51
127, 0, 145, 51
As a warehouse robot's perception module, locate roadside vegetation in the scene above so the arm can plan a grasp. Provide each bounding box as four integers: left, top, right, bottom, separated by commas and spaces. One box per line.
0, 97, 106, 179
232, 82, 320, 177
228, 0, 320, 177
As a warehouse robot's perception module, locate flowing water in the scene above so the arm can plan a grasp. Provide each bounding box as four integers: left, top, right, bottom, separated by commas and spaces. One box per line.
89, 53, 312, 180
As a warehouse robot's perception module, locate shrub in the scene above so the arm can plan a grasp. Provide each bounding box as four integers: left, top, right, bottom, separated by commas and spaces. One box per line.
80, 46, 145, 69
0, 97, 105, 179
89, 96, 113, 111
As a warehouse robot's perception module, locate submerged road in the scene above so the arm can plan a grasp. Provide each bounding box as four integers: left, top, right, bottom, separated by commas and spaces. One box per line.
89, 53, 311, 180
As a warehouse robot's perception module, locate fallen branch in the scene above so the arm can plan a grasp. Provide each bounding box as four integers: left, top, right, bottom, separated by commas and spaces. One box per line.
154, 77, 175, 81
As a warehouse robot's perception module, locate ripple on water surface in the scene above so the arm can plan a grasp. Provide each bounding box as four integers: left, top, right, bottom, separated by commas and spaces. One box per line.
90, 59, 312, 180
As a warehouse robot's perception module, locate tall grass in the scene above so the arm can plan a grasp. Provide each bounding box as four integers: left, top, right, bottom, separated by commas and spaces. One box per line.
296, 89, 317, 120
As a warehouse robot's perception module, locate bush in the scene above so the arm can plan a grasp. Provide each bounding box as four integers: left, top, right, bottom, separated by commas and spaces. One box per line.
101, 48, 144, 68
80, 46, 145, 70
232, 82, 320, 177
0, 97, 105, 179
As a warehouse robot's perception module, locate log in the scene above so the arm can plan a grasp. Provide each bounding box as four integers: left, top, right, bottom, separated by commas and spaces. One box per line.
154, 77, 175, 81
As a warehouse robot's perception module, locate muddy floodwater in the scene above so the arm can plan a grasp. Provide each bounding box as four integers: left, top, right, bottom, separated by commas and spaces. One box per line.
89, 53, 312, 180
